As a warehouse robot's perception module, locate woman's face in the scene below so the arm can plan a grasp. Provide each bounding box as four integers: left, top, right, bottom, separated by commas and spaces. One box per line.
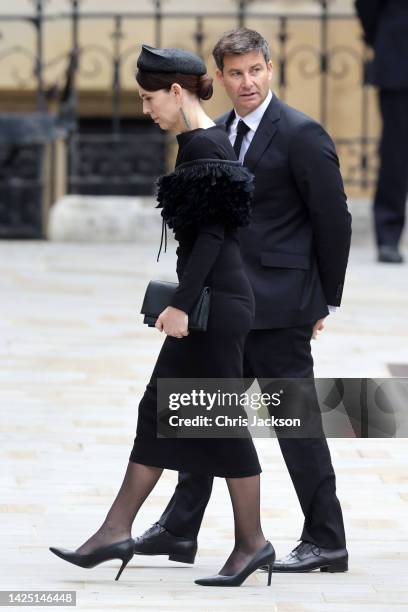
138, 85, 180, 131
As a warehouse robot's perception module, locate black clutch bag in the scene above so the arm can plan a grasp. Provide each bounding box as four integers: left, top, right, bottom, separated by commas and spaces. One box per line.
141, 280, 211, 332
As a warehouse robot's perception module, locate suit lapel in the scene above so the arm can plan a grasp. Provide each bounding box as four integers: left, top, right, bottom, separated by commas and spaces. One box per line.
216, 109, 235, 129
215, 95, 282, 171
243, 94, 281, 171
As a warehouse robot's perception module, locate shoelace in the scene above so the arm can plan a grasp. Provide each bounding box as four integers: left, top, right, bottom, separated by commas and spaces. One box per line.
156, 217, 168, 262
292, 541, 321, 558
134, 522, 161, 544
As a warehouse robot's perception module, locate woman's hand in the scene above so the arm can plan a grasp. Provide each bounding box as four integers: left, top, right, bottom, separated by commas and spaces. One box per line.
155, 306, 189, 338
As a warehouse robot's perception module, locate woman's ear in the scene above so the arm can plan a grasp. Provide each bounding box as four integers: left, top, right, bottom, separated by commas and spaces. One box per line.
170, 83, 183, 104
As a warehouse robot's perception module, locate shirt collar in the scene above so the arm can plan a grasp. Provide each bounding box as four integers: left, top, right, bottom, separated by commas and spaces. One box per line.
233, 89, 273, 132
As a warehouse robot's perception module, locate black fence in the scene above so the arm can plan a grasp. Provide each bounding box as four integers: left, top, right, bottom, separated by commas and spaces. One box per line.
0, 1, 377, 206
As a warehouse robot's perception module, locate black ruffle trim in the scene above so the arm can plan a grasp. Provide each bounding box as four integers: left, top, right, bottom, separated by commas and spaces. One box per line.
155, 159, 254, 231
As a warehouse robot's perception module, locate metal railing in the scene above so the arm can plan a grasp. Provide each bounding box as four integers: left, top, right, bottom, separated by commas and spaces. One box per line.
0, 0, 377, 197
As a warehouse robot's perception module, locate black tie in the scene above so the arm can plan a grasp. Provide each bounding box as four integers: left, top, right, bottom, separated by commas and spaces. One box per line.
233, 119, 250, 160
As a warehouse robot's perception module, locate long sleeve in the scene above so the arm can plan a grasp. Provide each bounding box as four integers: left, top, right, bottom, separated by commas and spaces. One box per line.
289, 121, 352, 307
355, 0, 384, 46
155, 133, 254, 313
169, 223, 225, 313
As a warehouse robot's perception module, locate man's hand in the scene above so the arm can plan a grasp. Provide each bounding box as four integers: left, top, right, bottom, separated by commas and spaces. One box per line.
312, 317, 326, 339
155, 306, 189, 338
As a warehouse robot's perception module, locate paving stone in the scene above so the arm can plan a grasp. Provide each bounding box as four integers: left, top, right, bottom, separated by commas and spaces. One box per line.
0, 240, 407, 611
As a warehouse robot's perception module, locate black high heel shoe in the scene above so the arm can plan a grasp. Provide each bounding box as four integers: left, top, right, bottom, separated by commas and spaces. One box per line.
49, 538, 135, 581
194, 541, 275, 587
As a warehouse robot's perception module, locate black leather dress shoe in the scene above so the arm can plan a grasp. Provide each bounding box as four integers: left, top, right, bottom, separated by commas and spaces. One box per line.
262, 541, 348, 573
378, 245, 404, 263
133, 522, 197, 564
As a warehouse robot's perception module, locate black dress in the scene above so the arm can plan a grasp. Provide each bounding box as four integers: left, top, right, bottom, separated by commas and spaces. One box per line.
129, 125, 261, 478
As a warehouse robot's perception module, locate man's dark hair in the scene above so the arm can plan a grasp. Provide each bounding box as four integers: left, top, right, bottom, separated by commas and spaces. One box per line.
212, 27, 271, 71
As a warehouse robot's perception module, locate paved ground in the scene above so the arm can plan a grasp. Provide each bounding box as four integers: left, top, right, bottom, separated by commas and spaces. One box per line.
0, 238, 407, 611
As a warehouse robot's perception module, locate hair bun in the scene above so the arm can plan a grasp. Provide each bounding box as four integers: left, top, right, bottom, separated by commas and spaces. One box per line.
198, 74, 213, 100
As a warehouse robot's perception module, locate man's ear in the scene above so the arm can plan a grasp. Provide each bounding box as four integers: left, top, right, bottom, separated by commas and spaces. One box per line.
215, 68, 225, 87
267, 61, 273, 82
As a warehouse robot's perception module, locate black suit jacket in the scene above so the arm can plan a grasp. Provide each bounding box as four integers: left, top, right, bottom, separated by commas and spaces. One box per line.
355, 0, 408, 89
216, 94, 352, 329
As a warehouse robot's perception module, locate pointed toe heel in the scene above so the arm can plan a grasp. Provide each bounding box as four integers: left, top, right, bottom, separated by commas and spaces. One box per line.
195, 541, 275, 587
49, 538, 135, 581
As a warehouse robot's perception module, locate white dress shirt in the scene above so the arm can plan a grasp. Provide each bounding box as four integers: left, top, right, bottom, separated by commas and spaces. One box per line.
228, 89, 337, 315
228, 89, 273, 163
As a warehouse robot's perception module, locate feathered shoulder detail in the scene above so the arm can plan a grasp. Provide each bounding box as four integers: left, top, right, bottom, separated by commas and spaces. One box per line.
155, 158, 254, 231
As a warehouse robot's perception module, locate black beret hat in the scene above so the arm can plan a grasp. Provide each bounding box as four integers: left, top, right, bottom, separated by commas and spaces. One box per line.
137, 44, 207, 76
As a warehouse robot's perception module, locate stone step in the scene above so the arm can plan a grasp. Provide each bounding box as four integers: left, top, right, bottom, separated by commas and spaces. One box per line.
47, 194, 407, 246
47, 195, 163, 243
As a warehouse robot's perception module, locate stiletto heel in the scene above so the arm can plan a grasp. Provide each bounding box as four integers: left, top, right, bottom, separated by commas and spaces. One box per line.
195, 541, 276, 587
49, 538, 135, 581
267, 562, 273, 586
115, 554, 132, 581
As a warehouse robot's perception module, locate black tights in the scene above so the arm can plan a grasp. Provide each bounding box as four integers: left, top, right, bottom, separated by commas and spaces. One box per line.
75, 462, 266, 575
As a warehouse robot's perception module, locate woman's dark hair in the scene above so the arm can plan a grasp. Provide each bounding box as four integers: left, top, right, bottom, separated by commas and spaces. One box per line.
135, 70, 213, 101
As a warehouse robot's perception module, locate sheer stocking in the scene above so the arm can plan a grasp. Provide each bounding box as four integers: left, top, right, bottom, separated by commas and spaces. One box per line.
75, 461, 162, 554
218, 474, 267, 575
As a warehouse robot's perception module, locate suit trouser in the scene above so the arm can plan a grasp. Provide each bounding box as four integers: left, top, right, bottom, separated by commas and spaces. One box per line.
158, 325, 347, 550
374, 89, 408, 248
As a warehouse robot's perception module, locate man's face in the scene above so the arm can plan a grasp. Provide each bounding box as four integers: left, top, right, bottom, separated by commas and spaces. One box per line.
216, 50, 273, 117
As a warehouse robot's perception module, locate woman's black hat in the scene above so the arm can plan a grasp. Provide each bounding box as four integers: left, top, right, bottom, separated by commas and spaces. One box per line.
137, 44, 206, 76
